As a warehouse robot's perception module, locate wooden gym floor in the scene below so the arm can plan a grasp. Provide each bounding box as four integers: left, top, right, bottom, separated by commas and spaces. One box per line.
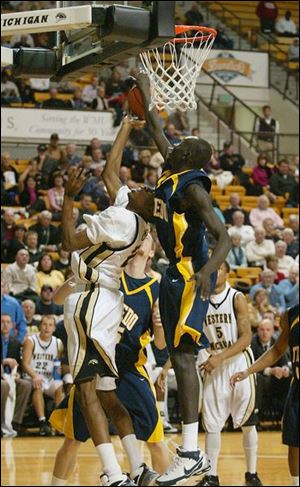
1, 431, 290, 486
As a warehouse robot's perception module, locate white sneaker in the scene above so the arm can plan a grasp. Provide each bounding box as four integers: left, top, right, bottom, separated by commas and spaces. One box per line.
163, 419, 178, 434
156, 447, 211, 486
100, 473, 136, 486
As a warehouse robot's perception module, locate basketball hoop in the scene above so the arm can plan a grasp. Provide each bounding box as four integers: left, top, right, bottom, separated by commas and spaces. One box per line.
139, 25, 217, 112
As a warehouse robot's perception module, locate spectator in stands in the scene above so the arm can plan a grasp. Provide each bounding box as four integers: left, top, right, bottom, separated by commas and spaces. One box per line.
144, 167, 159, 191
213, 25, 234, 50
22, 315, 64, 436
250, 269, 285, 314
35, 285, 64, 318
227, 210, 255, 247
3, 249, 38, 302
275, 240, 296, 277
1, 209, 16, 262
22, 299, 39, 336
91, 148, 105, 167
16, 79, 35, 104
47, 133, 66, 164
252, 153, 275, 191
6, 224, 27, 263
248, 289, 275, 331
77, 194, 95, 226
17, 173, 45, 216
131, 149, 152, 183
53, 249, 70, 276
167, 109, 190, 136
276, 10, 297, 37
265, 255, 285, 284
119, 166, 137, 191
286, 170, 299, 208
82, 76, 99, 106
106, 68, 127, 126
1, 70, 21, 105
92, 85, 114, 113
223, 194, 251, 225
219, 142, 245, 175
1, 314, 32, 435
288, 214, 299, 239
269, 159, 297, 200
66, 88, 86, 110
249, 194, 284, 229
1, 276, 27, 344
282, 228, 299, 259
262, 217, 282, 242
184, 3, 204, 26
277, 265, 299, 308
251, 318, 290, 421
226, 233, 248, 270
164, 123, 181, 145
47, 171, 65, 220
1, 151, 19, 190
79, 164, 109, 211
30, 211, 61, 252
256, 1, 278, 33
36, 254, 65, 294
205, 146, 234, 190
11, 33, 34, 47
255, 105, 279, 155
85, 137, 102, 157
64, 144, 81, 166
246, 227, 275, 267
12, 34, 32, 48
288, 38, 299, 61
24, 230, 42, 266
42, 88, 66, 109
32, 144, 56, 189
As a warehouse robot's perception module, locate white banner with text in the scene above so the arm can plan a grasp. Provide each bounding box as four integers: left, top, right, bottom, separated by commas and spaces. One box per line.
1, 108, 116, 142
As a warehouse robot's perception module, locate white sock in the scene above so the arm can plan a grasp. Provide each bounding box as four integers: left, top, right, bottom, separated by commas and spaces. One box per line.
39, 416, 46, 422
182, 422, 198, 451
205, 432, 221, 477
121, 434, 143, 477
291, 476, 299, 486
242, 426, 258, 474
95, 443, 123, 484
51, 476, 67, 486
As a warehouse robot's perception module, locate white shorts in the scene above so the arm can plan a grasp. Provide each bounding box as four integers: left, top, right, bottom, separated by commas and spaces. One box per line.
64, 285, 123, 383
201, 350, 256, 432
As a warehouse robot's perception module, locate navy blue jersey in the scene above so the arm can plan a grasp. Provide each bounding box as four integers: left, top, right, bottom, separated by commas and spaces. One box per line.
288, 304, 299, 382
154, 169, 211, 276
116, 272, 160, 371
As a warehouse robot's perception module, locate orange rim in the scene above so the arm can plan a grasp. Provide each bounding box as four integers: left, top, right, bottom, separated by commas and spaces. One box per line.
173, 24, 217, 43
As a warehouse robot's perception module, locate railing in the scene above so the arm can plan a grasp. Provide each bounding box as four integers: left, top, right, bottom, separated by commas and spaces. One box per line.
195, 70, 298, 162
202, 1, 299, 104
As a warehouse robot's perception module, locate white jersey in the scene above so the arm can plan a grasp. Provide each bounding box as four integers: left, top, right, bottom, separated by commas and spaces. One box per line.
204, 283, 241, 355
71, 186, 149, 290
25, 334, 63, 381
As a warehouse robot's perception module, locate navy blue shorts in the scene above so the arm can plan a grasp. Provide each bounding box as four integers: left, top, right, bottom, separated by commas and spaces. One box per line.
50, 366, 163, 443
159, 265, 217, 351
282, 380, 299, 447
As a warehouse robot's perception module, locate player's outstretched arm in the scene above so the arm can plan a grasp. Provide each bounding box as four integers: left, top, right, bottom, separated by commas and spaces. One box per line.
62, 167, 93, 252
183, 184, 231, 300
135, 72, 171, 160
53, 277, 77, 305
102, 116, 145, 203
230, 310, 290, 386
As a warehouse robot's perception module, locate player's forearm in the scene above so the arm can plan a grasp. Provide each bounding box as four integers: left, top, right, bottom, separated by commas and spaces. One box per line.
103, 122, 132, 178
247, 345, 285, 375
218, 334, 251, 363
61, 195, 76, 251
53, 277, 76, 305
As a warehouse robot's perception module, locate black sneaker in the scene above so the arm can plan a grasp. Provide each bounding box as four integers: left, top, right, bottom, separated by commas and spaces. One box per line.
245, 472, 263, 486
197, 475, 220, 486
39, 420, 52, 436
133, 463, 158, 486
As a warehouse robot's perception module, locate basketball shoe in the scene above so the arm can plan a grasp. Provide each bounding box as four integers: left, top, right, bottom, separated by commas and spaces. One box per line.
197, 474, 220, 485
133, 463, 159, 486
162, 418, 178, 434
100, 473, 136, 486
245, 472, 263, 486
156, 447, 211, 486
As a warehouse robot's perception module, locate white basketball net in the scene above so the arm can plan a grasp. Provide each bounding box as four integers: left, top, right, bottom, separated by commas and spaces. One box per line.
139, 28, 216, 112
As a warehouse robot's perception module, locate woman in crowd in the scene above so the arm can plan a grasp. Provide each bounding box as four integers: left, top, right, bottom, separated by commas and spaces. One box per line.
36, 253, 65, 293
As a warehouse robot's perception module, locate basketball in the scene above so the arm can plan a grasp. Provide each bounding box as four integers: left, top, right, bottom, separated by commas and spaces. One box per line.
127, 85, 145, 120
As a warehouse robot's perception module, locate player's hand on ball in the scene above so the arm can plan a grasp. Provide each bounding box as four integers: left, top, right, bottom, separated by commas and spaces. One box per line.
65, 167, 89, 198
188, 270, 211, 300
230, 370, 249, 387
123, 115, 145, 129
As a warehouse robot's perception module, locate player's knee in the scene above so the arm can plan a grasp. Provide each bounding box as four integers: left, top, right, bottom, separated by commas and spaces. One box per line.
147, 441, 167, 455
